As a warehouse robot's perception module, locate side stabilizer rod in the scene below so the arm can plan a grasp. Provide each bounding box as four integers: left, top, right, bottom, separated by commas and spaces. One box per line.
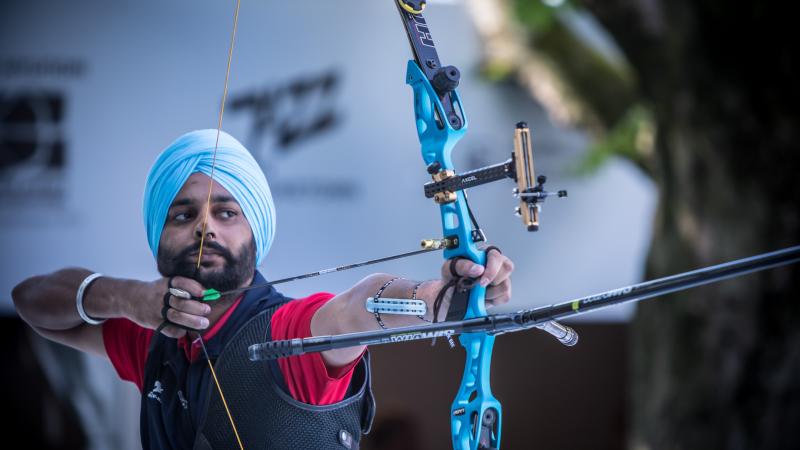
249, 245, 800, 361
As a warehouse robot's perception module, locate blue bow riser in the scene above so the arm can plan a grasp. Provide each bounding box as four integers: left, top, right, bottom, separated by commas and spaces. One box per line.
406, 60, 502, 450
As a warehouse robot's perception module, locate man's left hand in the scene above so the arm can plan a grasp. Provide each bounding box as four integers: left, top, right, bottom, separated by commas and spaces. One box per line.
440, 247, 514, 309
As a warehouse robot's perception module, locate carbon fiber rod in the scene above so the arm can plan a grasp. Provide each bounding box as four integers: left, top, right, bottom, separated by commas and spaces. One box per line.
514, 244, 800, 327
249, 245, 800, 361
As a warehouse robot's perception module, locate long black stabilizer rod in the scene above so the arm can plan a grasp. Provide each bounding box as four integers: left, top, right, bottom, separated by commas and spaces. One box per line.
249, 245, 800, 361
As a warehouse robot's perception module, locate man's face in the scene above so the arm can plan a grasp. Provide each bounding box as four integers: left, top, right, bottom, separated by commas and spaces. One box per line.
157, 173, 256, 292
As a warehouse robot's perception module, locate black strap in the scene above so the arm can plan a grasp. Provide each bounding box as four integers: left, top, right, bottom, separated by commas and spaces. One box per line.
154, 290, 172, 334
434, 257, 478, 324
432, 277, 458, 324
444, 277, 475, 322
155, 277, 203, 335
437, 248, 499, 324
371, 277, 400, 330
484, 245, 501, 256
448, 258, 462, 278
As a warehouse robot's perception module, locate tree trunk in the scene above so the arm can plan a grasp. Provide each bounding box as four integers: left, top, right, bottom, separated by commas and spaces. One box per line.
582, 1, 800, 448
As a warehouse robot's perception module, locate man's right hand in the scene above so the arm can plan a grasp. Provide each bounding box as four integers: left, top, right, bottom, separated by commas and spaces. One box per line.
127, 276, 212, 339
12, 269, 205, 358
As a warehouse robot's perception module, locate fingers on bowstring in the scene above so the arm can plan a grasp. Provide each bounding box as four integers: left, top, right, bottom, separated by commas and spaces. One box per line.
156, 284, 210, 338
164, 308, 210, 332
155, 313, 189, 339
169, 276, 206, 299
168, 295, 212, 317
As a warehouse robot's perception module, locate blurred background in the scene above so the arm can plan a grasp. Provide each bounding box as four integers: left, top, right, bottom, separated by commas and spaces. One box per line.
1, 0, 797, 449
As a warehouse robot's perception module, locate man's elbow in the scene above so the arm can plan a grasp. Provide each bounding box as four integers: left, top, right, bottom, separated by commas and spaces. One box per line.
11, 277, 36, 320
12, 273, 56, 326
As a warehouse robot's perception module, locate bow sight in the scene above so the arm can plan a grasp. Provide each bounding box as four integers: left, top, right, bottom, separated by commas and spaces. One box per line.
423, 122, 568, 232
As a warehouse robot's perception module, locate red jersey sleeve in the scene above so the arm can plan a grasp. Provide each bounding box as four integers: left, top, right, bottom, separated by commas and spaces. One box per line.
270, 293, 365, 405
102, 318, 153, 392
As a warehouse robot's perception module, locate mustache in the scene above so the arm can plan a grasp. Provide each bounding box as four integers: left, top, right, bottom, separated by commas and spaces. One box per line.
157, 238, 255, 293
176, 241, 234, 263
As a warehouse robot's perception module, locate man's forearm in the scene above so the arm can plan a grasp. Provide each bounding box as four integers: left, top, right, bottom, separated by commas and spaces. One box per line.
310, 274, 452, 368
376, 276, 451, 327
317, 274, 452, 337
12, 268, 137, 331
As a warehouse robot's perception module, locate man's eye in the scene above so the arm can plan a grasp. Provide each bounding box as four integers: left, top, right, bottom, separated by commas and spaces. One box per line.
174, 212, 193, 222
218, 210, 237, 219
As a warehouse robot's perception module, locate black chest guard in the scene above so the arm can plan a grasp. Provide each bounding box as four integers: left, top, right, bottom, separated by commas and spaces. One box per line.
193, 306, 375, 450
140, 272, 375, 450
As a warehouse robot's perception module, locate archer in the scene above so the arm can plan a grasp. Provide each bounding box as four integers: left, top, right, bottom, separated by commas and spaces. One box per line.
11, 129, 515, 449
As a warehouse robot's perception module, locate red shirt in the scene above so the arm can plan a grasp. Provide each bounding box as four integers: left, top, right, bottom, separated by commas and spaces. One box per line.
102, 293, 361, 405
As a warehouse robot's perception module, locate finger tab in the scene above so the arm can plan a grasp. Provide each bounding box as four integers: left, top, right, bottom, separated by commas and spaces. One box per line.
169, 287, 192, 299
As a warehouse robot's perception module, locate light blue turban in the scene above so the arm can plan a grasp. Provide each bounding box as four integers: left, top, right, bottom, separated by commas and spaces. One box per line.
143, 129, 275, 266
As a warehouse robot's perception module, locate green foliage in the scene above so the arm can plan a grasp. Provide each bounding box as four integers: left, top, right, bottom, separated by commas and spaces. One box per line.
480, 59, 516, 82
513, 0, 571, 36
576, 104, 654, 174
507, 0, 648, 173
513, 0, 637, 128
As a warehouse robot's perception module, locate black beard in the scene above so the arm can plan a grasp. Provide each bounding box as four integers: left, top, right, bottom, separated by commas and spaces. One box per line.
157, 239, 255, 293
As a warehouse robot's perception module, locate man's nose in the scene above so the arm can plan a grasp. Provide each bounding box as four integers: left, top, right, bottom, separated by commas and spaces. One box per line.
194, 217, 216, 240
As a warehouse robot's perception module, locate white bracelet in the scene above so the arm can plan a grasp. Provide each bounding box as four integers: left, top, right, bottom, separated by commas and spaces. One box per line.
76, 273, 105, 325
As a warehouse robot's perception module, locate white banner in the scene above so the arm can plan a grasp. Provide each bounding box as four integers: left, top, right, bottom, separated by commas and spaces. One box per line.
0, 0, 655, 322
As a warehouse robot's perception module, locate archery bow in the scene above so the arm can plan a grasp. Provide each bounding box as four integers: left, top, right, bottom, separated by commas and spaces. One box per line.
191, 1, 569, 449
395, 2, 575, 448
188, 2, 800, 450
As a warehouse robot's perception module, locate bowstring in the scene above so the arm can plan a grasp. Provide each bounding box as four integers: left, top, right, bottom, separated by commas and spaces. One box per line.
196, 0, 244, 448
197, 0, 241, 269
